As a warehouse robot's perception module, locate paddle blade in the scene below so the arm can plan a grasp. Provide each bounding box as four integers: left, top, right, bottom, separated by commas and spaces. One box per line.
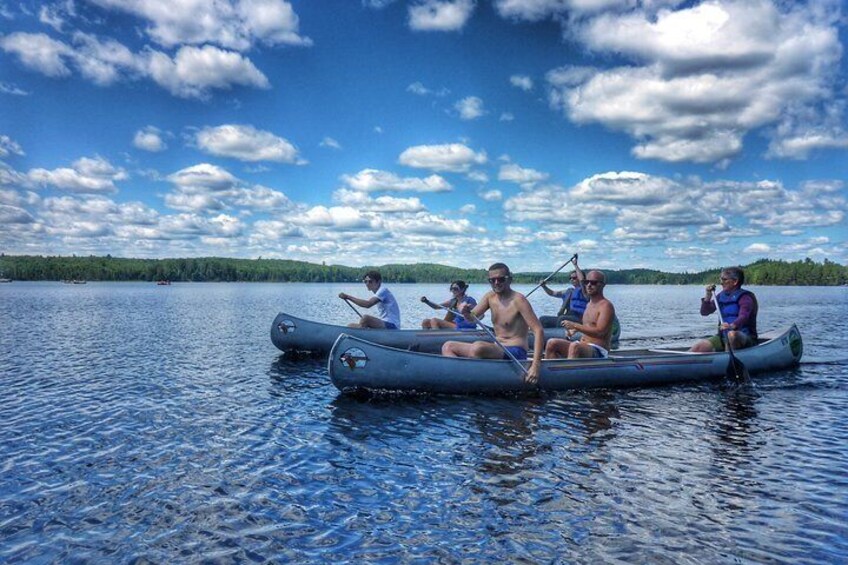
726, 353, 750, 381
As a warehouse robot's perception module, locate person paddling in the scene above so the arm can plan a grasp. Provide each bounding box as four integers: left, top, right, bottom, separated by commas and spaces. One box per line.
441, 263, 544, 385
420, 280, 478, 330
545, 270, 616, 359
338, 270, 401, 329
690, 266, 758, 352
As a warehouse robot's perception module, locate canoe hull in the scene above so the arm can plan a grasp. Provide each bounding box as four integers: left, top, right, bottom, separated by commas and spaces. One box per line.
271, 312, 571, 354
328, 325, 803, 395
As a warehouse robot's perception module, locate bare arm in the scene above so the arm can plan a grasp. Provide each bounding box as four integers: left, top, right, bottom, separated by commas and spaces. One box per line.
572, 302, 615, 339
339, 293, 379, 308
573, 260, 585, 283
464, 292, 491, 321
517, 295, 544, 384
540, 281, 561, 298
420, 296, 449, 310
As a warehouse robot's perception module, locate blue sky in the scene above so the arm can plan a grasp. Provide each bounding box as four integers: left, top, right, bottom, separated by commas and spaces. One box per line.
1, 0, 846, 273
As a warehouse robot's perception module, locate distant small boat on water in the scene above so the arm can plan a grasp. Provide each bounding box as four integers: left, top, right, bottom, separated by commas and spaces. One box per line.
62, 279, 87, 284
156, 280, 171, 285
0, 278, 12, 283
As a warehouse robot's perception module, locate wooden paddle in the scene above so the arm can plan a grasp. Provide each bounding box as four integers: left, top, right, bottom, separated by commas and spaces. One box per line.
445, 306, 529, 377
525, 253, 578, 297
713, 294, 751, 381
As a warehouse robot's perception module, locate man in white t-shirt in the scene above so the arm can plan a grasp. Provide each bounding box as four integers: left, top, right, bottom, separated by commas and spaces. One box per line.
338, 270, 401, 329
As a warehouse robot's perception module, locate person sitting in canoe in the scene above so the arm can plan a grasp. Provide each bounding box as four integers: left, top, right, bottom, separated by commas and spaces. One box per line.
441, 263, 544, 385
545, 270, 616, 359
538, 259, 587, 329
420, 280, 478, 330
338, 270, 401, 330
690, 266, 758, 352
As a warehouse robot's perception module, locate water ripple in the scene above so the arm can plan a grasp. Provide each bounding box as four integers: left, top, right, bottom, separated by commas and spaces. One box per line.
1, 283, 847, 562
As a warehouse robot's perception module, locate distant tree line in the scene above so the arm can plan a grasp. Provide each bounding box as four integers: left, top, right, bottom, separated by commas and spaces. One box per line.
0, 255, 845, 286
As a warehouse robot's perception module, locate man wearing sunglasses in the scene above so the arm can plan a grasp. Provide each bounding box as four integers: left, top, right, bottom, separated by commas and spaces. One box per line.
338, 270, 401, 329
544, 270, 616, 359
690, 266, 758, 352
441, 263, 544, 385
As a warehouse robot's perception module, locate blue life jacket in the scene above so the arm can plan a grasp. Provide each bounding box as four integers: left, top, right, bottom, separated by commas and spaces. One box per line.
717, 288, 758, 338
567, 286, 588, 316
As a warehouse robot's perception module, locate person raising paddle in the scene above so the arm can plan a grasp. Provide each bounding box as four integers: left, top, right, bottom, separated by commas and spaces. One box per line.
441, 263, 544, 385
538, 260, 587, 329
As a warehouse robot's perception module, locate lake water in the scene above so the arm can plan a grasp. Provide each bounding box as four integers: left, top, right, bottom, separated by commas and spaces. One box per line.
1, 282, 847, 563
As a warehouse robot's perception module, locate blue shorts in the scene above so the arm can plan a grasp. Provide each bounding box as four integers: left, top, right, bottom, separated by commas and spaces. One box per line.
502, 346, 528, 361
383, 322, 398, 330
455, 321, 477, 330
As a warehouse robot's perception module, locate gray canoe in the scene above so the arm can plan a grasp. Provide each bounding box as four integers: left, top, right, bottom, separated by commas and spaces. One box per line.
271, 312, 572, 354
328, 325, 803, 395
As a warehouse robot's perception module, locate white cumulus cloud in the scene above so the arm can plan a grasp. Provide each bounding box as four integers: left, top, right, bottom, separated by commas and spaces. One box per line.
195, 124, 303, 163
409, 0, 476, 32
28, 156, 128, 194
546, 1, 846, 164
398, 143, 487, 173
1, 32, 271, 99
87, 0, 311, 50
510, 74, 533, 91
341, 169, 452, 193
133, 126, 167, 152
454, 96, 486, 120
498, 162, 549, 186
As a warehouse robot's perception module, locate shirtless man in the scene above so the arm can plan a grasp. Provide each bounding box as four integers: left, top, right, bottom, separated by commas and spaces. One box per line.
441, 263, 544, 384
544, 270, 615, 359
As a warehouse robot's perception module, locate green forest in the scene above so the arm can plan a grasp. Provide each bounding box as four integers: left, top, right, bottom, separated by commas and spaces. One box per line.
1, 254, 846, 285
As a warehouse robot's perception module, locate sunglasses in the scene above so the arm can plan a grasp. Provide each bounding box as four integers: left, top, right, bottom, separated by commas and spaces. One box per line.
488, 276, 509, 285
450, 286, 460, 291
569, 277, 578, 281
585, 280, 603, 286
719, 277, 735, 282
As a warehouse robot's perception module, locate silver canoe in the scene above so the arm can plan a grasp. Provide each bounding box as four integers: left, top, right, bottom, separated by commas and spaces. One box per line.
328, 325, 803, 395
271, 312, 572, 354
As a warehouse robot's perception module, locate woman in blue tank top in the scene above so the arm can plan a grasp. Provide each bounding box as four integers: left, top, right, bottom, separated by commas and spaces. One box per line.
421, 280, 478, 330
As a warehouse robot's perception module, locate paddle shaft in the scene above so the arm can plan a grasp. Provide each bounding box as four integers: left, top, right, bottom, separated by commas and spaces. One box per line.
446, 307, 529, 376
712, 293, 748, 380
525, 254, 578, 297
343, 298, 363, 318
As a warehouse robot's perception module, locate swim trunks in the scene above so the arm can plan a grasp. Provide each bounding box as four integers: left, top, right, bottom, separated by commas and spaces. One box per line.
502, 346, 528, 361
588, 344, 609, 358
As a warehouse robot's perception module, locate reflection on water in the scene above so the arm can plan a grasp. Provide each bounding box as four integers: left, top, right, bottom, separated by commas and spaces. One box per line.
1, 282, 846, 562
